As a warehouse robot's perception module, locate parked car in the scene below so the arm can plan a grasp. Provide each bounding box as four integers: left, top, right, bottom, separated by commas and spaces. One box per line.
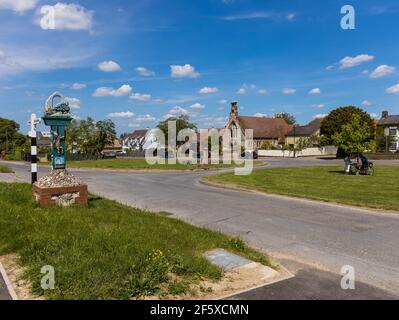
102, 151, 117, 159
241, 151, 258, 159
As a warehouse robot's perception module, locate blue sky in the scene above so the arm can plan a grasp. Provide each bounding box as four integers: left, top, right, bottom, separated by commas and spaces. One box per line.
0, 0, 399, 134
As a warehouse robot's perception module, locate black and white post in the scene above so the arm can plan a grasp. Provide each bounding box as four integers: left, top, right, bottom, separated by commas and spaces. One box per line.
28, 114, 41, 184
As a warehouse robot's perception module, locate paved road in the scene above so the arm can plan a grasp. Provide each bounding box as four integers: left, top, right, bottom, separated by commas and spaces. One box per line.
0, 270, 12, 300
1, 158, 399, 299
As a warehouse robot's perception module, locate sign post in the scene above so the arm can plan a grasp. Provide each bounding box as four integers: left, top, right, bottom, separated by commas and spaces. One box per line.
42, 92, 73, 170
28, 113, 41, 184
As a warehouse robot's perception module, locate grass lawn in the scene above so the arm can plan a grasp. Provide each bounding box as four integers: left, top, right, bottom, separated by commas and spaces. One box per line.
68, 158, 262, 171
204, 166, 399, 211
0, 183, 271, 300
0, 164, 13, 173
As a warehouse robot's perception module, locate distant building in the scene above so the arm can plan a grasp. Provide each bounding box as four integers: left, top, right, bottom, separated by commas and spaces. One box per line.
122, 129, 149, 152
225, 102, 293, 149
103, 139, 122, 152
285, 118, 323, 147
378, 111, 399, 152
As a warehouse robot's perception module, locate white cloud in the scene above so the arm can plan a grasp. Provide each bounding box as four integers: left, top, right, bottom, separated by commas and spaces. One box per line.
370, 65, 395, 79
93, 84, 132, 97
129, 93, 152, 102
136, 66, 155, 76
326, 65, 334, 70
258, 89, 268, 95
71, 83, 86, 90
312, 104, 325, 108
222, 11, 295, 21
98, 60, 121, 72
309, 88, 321, 95
37, 3, 94, 31
362, 69, 369, 75
370, 113, 379, 119
169, 106, 190, 116
339, 54, 374, 69
362, 100, 372, 106
237, 87, 246, 94
136, 114, 156, 122
128, 123, 140, 128
107, 111, 134, 118
282, 88, 296, 94
65, 97, 81, 109
190, 103, 205, 110
254, 112, 268, 118
386, 83, 399, 94
170, 64, 200, 78
0, 0, 38, 13
199, 86, 218, 94
313, 114, 327, 119
219, 99, 228, 105
0, 46, 93, 76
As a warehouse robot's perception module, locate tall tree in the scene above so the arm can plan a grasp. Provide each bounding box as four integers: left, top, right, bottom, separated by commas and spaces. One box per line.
66, 117, 116, 154
320, 106, 374, 145
332, 114, 376, 155
157, 115, 197, 146
0, 118, 28, 152
273, 112, 296, 125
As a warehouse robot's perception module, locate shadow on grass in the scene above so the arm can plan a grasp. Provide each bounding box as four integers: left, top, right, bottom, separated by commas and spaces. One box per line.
328, 170, 346, 175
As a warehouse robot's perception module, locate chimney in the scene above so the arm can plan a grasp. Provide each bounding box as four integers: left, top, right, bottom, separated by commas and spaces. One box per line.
230, 101, 238, 118
382, 111, 389, 118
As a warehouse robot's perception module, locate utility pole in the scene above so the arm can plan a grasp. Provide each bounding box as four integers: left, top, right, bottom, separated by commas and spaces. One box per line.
28, 114, 41, 184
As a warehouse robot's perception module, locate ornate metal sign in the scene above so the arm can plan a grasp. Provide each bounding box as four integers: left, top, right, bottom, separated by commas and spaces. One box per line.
42, 92, 73, 170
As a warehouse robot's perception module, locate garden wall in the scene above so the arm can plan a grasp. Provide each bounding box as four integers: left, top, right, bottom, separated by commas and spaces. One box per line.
258, 146, 337, 158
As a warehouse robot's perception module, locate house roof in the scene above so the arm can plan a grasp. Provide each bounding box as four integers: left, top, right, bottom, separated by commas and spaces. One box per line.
379, 115, 399, 125
286, 118, 323, 137
126, 129, 149, 139
237, 116, 293, 142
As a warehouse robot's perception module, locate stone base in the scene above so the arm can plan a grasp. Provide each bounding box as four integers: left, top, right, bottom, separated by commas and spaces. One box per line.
32, 184, 88, 208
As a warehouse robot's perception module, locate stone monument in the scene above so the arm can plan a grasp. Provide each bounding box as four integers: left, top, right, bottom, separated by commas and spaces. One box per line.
32, 92, 88, 208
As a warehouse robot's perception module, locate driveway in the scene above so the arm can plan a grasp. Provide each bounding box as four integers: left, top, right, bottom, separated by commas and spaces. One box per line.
1, 158, 399, 299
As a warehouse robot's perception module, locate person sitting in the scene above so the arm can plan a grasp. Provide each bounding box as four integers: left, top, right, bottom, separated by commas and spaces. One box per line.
359, 153, 369, 170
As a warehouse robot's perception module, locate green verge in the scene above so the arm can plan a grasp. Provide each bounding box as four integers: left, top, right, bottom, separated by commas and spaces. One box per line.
0, 164, 13, 173
204, 166, 399, 211
68, 158, 263, 171
0, 183, 271, 300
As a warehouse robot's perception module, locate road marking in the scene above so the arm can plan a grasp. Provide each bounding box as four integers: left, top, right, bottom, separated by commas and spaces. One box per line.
0, 262, 18, 300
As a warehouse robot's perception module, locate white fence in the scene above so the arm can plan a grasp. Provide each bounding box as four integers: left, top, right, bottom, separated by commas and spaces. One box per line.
258, 146, 338, 158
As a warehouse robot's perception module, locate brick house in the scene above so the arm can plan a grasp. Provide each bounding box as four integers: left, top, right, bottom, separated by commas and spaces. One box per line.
225, 102, 293, 149
285, 118, 323, 147
378, 111, 399, 152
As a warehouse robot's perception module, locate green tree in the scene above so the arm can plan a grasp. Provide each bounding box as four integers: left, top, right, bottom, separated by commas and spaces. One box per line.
96, 119, 117, 151
0, 118, 28, 153
273, 112, 296, 125
332, 114, 376, 156
66, 117, 116, 154
157, 115, 197, 146
320, 106, 374, 145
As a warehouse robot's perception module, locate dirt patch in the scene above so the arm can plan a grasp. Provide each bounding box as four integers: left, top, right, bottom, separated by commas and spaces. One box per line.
0, 254, 42, 300
152, 262, 290, 300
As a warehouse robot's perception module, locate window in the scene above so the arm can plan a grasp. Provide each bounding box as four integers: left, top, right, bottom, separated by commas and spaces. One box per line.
389, 127, 398, 136
389, 142, 398, 151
